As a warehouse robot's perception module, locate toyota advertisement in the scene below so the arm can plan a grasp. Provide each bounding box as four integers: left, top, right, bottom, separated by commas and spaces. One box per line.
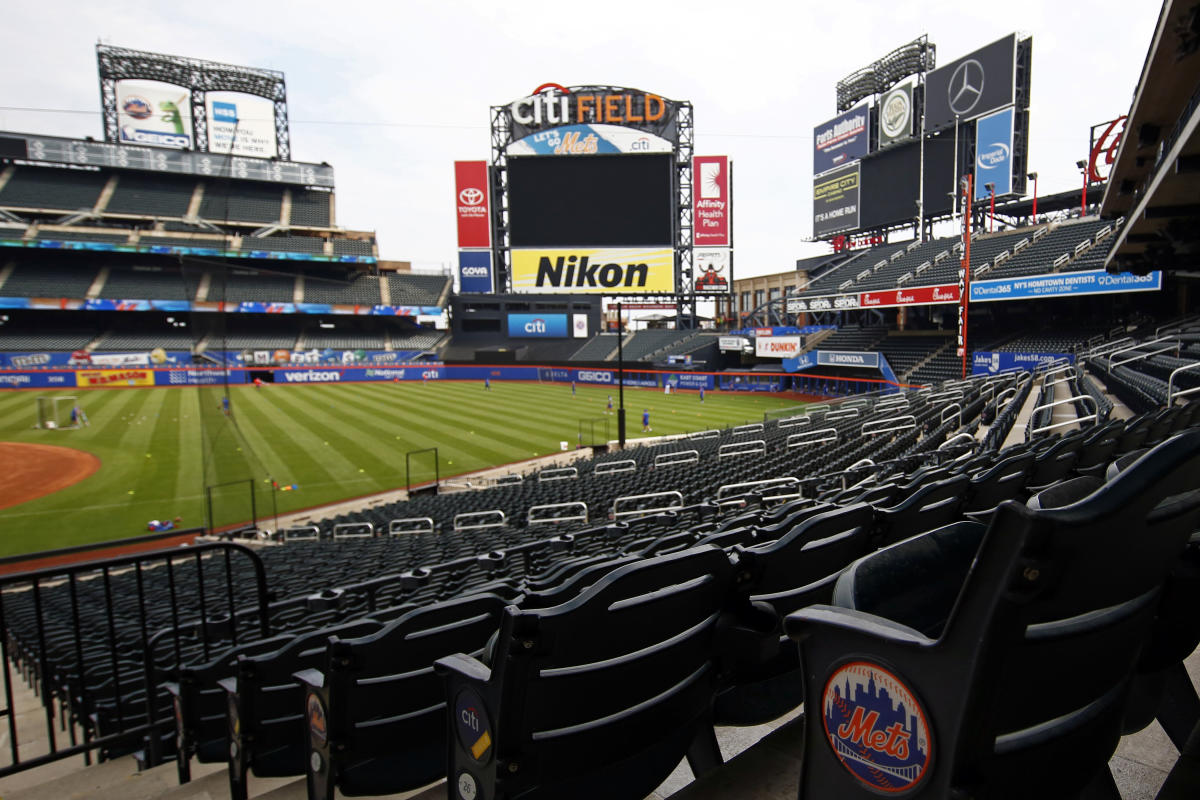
974, 106, 1015, 199
693, 156, 731, 247
508, 313, 568, 338
924, 34, 1018, 131
813, 163, 860, 238
454, 161, 491, 248
116, 80, 192, 149
814, 106, 871, 175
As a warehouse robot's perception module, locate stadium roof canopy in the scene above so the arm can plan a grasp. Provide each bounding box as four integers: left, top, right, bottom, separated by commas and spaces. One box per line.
1101, 0, 1200, 273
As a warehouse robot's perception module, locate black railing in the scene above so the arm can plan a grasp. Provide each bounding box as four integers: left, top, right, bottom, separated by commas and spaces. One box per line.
0, 542, 270, 776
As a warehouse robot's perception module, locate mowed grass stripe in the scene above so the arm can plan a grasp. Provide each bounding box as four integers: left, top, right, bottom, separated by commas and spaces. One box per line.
274, 384, 409, 482
230, 387, 343, 488
315, 384, 532, 472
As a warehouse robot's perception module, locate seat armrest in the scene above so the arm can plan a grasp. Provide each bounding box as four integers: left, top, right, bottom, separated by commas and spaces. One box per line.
217, 677, 237, 695
294, 667, 325, 690
434, 652, 493, 683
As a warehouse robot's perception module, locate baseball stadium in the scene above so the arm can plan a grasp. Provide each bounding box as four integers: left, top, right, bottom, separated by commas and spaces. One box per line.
0, 3, 1198, 800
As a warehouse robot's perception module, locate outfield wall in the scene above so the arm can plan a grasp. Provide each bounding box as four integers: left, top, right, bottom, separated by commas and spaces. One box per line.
0, 363, 920, 392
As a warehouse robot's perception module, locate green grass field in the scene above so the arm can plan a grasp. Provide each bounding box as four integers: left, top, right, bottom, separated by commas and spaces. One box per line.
0, 381, 805, 557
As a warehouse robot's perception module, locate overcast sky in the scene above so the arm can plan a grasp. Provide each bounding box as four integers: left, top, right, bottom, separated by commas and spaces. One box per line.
0, 0, 1162, 279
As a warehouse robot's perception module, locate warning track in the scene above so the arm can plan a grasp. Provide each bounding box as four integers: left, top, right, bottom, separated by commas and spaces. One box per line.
0, 443, 101, 511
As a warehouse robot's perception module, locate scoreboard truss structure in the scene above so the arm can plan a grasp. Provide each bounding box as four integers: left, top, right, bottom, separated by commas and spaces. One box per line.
96, 44, 291, 160
488, 88, 705, 325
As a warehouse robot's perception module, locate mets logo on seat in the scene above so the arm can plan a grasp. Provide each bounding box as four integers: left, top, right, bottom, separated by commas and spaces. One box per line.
823, 661, 932, 792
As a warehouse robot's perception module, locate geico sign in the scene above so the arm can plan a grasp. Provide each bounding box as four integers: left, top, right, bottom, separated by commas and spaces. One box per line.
511, 88, 667, 127
577, 370, 613, 383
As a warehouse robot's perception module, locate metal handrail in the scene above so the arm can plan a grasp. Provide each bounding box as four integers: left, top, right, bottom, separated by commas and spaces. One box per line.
1107, 337, 1179, 371
654, 449, 699, 467
1167, 362, 1200, 405
689, 429, 721, 439
926, 389, 963, 403
861, 415, 916, 436
388, 518, 435, 535
538, 467, 579, 482
332, 522, 374, 539
281, 526, 320, 541
1025, 395, 1099, 439
528, 502, 589, 526
777, 415, 811, 428
938, 432, 977, 451
716, 476, 800, 500
453, 510, 507, 531
612, 491, 684, 519
787, 428, 838, 447
826, 408, 861, 421
594, 459, 637, 476
732, 423, 764, 435
1043, 364, 1078, 383
940, 403, 962, 428
847, 458, 876, 469
493, 474, 523, 486
719, 440, 766, 458
1082, 336, 1133, 359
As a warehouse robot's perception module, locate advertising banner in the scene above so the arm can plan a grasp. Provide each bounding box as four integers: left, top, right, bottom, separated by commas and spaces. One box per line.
572, 313, 589, 338
693, 156, 730, 247
787, 293, 860, 312
719, 336, 749, 352
693, 248, 731, 294
505, 86, 680, 145
89, 352, 151, 367
664, 373, 714, 391
0, 371, 77, 389
510, 248, 675, 294
817, 350, 880, 368
508, 125, 674, 156
115, 80, 192, 149
813, 163, 860, 238
814, 106, 871, 175
860, 284, 960, 308
970, 269, 1162, 302
1088, 116, 1127, 183
972, 351, 1074, 375
205, 92, 278, 158
974, 106, 1015, 199
755, 336, 803, 358
924, 34, 1017, 131
77, 369, 155, 387
458, 250, 494, 293
508, 313, 569, 338
879, 82, 914, 148
454, 161, 492, 248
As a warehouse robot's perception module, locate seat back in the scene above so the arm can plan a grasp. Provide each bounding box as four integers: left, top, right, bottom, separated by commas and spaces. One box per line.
789, 431, 1200, 799
456, 545, 734, 800
323, 593, 513, 796
876, 475, 968, 546
963, 450, 1035, 514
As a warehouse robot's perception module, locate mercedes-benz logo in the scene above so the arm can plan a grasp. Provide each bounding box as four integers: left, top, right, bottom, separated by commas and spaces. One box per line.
948, 59, 984, 116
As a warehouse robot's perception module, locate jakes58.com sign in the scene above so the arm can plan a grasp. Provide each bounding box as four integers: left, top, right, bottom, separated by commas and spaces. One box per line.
510, 248, 676, 294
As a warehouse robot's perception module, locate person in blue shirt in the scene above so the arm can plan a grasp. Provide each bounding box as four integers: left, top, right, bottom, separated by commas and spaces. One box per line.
571, 380, 576, 396
642, 408, 651, 432
606, 395, 613, 415
222, 395, 230, 416
699, 387, 705, 403
484, 377, 490, 391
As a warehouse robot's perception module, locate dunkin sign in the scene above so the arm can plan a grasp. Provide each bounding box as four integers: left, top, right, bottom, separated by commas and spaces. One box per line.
823, 661, 932, 791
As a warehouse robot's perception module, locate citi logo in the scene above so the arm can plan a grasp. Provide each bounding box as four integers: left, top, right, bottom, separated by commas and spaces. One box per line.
421, 370, 440, 380
524, 318, 549, 333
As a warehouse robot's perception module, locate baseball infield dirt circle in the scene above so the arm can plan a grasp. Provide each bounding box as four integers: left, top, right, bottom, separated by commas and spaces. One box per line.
0, 443, 101, 511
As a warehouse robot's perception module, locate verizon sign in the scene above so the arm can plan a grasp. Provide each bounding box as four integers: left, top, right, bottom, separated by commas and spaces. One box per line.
693, 156, 730, 246
755, 335, 803, 358
454, 161, 491, 248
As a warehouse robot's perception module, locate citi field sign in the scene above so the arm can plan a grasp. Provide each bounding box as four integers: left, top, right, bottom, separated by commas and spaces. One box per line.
502, 84, 682, 152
